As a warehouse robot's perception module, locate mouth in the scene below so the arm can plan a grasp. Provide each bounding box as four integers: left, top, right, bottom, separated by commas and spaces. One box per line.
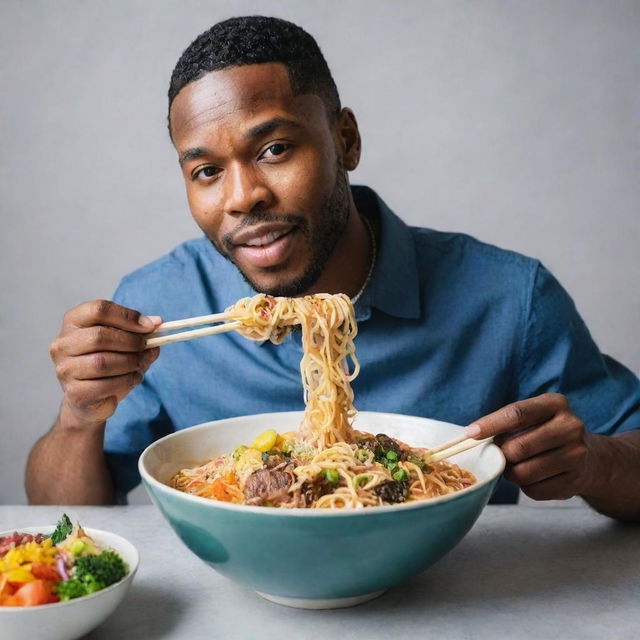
232, 225, 299, 269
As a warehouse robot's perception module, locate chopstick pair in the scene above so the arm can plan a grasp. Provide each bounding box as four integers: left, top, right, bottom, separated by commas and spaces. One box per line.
425, 434, 493, 463
144, 312, 240, 349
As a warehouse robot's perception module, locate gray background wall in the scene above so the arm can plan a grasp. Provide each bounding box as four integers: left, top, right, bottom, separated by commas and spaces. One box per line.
1, 0, 638, 505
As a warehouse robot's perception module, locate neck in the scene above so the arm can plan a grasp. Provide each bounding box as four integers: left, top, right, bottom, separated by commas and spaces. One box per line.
303, 199, 373, 298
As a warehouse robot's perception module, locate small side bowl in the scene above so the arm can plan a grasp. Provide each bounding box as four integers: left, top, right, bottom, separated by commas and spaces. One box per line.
140, 410, 505, 609
0, 527, 139, 640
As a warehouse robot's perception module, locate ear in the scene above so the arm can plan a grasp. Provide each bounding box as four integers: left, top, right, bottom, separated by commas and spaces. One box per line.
335, 108, 361, 171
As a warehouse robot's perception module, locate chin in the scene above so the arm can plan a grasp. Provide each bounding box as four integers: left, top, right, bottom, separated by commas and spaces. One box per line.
240, 269, 315, 298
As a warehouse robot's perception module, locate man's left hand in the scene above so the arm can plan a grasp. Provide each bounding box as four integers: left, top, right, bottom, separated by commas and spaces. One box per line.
467, 393, 599, 500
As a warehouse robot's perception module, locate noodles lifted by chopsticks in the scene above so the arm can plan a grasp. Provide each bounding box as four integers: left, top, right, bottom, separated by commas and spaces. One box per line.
227, 293, 358, 449
170, 293, 475, 508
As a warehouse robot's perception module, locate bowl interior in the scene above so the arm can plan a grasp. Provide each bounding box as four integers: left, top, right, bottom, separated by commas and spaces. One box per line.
141, 410, 505, 508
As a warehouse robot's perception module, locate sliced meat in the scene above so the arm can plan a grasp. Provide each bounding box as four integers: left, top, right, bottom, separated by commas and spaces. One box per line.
244, 468, 293, 506
263, 452, 286, 469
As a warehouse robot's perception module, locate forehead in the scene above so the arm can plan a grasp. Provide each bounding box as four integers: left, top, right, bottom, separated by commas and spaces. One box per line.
169, 63, 328, 144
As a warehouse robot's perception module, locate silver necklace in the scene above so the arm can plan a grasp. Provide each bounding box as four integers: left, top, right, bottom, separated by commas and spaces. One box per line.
351, 215, 377, 304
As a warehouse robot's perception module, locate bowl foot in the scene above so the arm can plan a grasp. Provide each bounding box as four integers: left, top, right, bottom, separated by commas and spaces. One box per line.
255, 589, 386, 609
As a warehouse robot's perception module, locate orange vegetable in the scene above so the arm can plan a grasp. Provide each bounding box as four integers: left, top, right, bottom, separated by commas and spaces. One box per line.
203, 477, 236, 502
30, 563, 61, 582
7, 580, 58, 606
0, 575, 14, 599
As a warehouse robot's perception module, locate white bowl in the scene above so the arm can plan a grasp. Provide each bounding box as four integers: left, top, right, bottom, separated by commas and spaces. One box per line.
0, 526, 139, 640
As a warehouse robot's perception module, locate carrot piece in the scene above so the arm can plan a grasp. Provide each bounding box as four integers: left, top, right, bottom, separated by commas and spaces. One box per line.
203, 477, 236, 502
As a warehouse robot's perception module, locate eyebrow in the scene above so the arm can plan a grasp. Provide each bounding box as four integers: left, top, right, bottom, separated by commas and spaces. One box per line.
179, 147, 208, 166
244, 117, 303, 140
179, 117, 303, 166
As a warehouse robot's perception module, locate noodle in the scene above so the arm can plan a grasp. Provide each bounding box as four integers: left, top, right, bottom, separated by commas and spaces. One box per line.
170, 293, 476, 508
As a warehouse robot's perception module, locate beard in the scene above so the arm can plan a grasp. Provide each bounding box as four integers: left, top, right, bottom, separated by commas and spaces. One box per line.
209, 169, 351, 297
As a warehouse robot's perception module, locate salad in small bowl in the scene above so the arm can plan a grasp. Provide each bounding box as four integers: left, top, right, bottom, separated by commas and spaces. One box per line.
0, 514, 138, 640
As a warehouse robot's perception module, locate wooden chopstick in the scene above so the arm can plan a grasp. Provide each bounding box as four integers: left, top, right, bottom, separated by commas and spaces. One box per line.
426, 436, 494, 464
425, 433, 469, 455
154, 312, 231, 332
145, 321, 242, 349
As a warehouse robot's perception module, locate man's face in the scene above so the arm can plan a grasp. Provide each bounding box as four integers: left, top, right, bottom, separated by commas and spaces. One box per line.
169, 63, 352, 296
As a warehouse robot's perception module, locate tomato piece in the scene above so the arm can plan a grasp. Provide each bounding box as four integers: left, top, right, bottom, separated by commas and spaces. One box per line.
30, 563, 61, 581
12, 580, 59, 606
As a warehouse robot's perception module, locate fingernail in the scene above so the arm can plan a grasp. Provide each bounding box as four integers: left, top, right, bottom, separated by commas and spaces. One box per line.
140, 315, 162, 328
465, 424, 482, 438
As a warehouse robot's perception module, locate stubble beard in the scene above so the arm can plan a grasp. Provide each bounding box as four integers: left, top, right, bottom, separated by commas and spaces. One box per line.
209, 170, 351, 297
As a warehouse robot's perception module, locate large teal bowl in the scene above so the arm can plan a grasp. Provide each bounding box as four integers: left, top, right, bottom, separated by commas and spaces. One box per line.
139, 411, 505, 609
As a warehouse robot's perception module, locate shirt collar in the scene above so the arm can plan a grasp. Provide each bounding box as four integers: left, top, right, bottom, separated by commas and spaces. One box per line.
351, 186, 421, 322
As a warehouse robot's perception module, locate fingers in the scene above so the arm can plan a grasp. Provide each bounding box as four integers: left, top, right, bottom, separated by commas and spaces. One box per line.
52, 326, 150, 358
504, 441, 588, 490
51, 299, 163, 426
62, 371, 147, 423
467, 394, 591, 501
498, 413, 585, 463
466, 393, 569, 439
63, 299, 162, 333
58, 348, 159, 418
518, 473, 578, 501
57, 349, 160, 381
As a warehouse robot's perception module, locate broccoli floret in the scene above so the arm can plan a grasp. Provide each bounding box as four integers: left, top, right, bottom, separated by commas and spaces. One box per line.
56, 550, 128, 600
49, 513, 73, 545
75, 550, 128, 587
55, 575, 102, 600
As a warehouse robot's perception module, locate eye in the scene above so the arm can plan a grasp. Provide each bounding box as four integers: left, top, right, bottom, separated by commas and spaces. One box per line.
261, 143, 292, 160
192, 165, 221, 182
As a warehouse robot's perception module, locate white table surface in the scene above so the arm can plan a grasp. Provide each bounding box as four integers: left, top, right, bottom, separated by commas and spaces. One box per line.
1, 504, 638, 640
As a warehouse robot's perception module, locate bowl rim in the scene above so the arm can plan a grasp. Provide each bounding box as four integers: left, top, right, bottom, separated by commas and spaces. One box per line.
138, 410, 506, 517
0, 526, 139, 612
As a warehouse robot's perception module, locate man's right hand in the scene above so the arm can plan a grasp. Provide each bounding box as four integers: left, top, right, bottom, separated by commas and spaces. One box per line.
49, 300, 162, 427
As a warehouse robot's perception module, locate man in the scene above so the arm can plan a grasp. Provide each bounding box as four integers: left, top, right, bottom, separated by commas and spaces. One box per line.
26, 16, 640, 519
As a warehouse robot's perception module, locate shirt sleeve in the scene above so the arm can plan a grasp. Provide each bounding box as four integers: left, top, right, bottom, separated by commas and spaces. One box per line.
103, 278, 174, 499
516, 263, 640, 434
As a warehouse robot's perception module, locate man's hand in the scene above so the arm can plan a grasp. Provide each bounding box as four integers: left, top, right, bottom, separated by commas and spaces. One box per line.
49, 300, 162, 427
466, 393, 599, 501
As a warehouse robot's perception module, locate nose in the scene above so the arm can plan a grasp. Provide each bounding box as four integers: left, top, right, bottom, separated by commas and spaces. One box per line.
223, 162, 273, 215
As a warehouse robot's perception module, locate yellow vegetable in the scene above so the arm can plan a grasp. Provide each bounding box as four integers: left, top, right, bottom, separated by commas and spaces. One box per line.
237, 448, 262, 466
276, 431, 297, 450
250, 429, 278, 453
5, 568, 35, 584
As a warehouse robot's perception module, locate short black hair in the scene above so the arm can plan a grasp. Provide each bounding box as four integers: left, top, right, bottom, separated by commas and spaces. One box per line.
168, 16, 341, 130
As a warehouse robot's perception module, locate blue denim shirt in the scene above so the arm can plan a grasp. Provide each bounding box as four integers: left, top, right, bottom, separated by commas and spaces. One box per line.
104, 186, 640, 502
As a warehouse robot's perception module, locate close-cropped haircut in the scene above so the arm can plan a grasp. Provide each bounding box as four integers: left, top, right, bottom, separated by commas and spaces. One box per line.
168, 16, 341, 134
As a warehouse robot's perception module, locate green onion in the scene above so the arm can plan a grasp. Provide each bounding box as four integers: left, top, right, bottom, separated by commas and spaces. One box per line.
406, 453, 426, 470
353, 474, 371, 488
386, 451, 398, 461
323, 469, 340, 484
393, 469, 409, 482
